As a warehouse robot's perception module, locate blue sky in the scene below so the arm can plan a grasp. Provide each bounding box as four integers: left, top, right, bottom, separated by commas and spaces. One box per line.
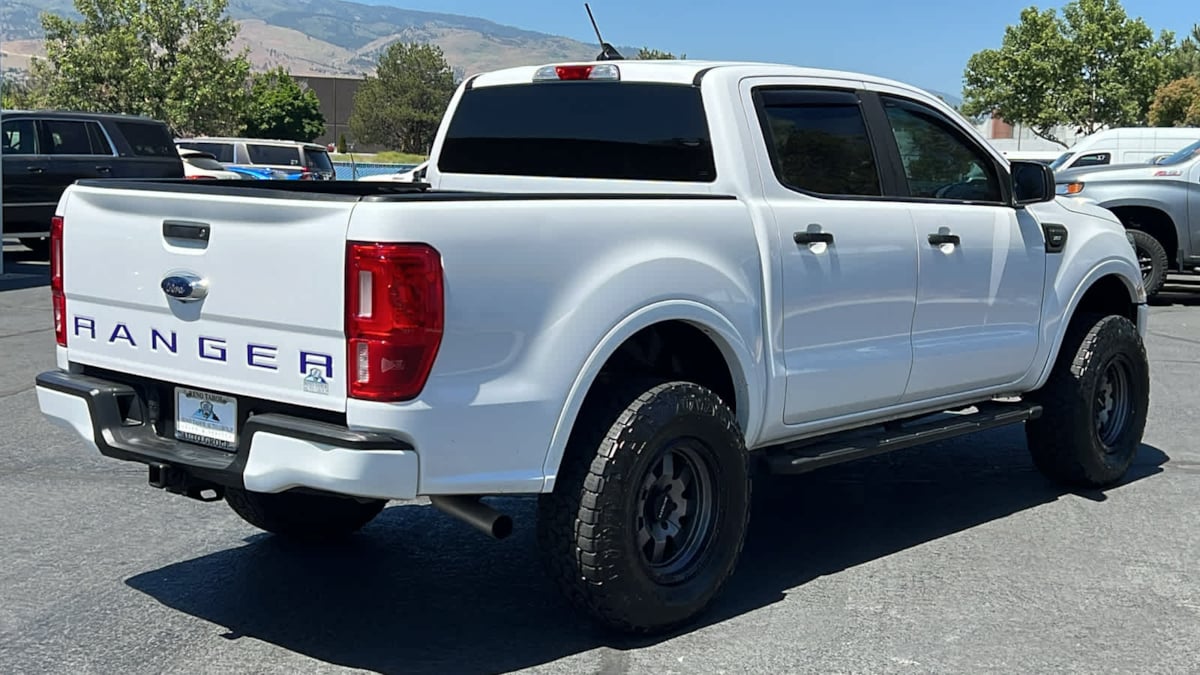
364, 0, 1198, 99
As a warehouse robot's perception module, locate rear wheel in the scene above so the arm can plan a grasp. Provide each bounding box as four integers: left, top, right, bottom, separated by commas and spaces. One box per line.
537, 379, 751, 635
1126, 229, 1167, 299
224, 486, 386, 542
1025, 313, 1150, 488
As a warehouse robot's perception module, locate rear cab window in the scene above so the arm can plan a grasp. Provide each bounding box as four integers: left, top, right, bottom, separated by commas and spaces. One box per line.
438, 82, 716, 182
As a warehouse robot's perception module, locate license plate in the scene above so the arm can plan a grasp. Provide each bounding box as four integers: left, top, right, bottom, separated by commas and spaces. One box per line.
174, 387, 238, 451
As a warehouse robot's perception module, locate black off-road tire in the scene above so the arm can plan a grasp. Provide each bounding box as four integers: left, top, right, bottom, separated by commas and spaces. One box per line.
1025, 313, 1150, 488
536, 379, 751, 635
1126, 229, 1168, 299
225, 486, 387, 542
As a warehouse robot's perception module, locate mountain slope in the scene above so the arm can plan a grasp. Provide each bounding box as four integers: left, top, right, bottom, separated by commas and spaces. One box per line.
1, 0, 631, 78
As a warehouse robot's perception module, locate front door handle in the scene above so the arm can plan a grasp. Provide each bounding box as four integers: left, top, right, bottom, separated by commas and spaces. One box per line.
794, 231, 834, 245
96, 166, 112, 173
928, 233, 960, 246
26, 166, 44, 173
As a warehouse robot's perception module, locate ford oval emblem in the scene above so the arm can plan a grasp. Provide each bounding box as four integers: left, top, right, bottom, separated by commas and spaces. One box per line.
161, 272, 209, 302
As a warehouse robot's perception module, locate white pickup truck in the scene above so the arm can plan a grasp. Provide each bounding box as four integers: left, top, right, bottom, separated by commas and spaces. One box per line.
35, 59, 1150, 634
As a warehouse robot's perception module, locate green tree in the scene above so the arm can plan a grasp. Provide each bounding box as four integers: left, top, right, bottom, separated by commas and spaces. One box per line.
962, 0, 1175, 147
337, 133, 348, 154
240, 67, 326, 142
637, 47, 686, 60
1149, 76, 1200, 126
31, 0, 251, 135
1165, 24, 1200, 79
349, 42, 456, 154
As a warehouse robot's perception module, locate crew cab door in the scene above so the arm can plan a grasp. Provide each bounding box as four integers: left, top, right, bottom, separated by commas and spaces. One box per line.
866, 88, 1046, 401
743, 82, 920, 425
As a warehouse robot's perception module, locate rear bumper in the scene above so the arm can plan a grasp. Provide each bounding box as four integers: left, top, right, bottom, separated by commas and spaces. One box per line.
35, 370, 419, 501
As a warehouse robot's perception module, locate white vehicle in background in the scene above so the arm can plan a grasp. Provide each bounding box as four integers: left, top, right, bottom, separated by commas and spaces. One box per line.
357, 160, 429, 182
36, 58, 1151, 635
1050, 127, 1200, 171
177, 148, 244, 181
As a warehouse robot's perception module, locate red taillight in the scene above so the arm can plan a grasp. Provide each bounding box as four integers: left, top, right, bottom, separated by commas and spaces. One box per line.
345, 242, 444, 402
50, 215, 66, 347
555, 65, 594, 80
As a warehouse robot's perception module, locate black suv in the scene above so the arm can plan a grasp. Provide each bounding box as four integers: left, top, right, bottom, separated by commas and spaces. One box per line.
3, 110, 184, 256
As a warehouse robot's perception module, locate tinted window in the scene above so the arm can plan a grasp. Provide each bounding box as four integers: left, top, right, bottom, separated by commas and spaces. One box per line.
755, 89, 882, 196
1157, 140, 1200, 165
304, 148, 333, 172
2, 119, 38, 154
1072, 152, 1110, 167
439, 82, 716, 182
248, 144, 301, 165
44, 120, 104, 155
183, 155, 227, 171
87, 123, 114, 154
177, 142, 235, 162
116, 121, 176, 156
882, 97, 1002, 202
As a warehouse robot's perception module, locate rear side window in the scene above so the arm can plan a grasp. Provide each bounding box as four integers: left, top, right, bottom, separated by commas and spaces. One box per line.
439, 82, 716, 182
43, 120, 112, 155
115, 121, 176, 157
248, 144, 301, 166
754, 88, 882, 196
177, 142, 234, 162
304, 148, 333, 172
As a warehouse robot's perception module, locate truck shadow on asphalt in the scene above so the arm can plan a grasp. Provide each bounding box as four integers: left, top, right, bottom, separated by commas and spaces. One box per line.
0, 249, 50, 292
125, 427, 1168, 674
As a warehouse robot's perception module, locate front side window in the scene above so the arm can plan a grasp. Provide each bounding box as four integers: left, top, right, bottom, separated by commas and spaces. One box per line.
882, 97, 1003, 203
754, 88, 882, 196
2, 119, 38, 154
1072, 152, 1110, 168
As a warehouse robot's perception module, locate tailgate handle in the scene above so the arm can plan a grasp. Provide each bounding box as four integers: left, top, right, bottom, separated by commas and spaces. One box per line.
163, 220, 210, 242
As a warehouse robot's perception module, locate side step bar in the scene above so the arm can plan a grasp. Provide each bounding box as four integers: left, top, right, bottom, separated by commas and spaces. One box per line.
761, 401, 1042, 475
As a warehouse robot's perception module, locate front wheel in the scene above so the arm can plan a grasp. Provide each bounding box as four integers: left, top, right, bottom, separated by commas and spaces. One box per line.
1126, 229, 1167, 299
1025, 314, 1150, 488
537, 380, 751, 635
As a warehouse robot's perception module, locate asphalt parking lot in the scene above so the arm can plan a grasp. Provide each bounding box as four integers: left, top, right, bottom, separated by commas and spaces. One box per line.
2, 242, 1199, 674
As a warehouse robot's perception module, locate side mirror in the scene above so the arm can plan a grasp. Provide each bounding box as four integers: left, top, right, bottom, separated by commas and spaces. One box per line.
1010, 160, 1056, 206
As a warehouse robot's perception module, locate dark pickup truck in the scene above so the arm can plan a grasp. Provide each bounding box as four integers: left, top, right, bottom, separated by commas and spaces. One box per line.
2, 110, 184, 256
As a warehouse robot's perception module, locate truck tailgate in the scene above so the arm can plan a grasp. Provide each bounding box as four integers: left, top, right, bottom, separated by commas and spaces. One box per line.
58, 184, 354, 417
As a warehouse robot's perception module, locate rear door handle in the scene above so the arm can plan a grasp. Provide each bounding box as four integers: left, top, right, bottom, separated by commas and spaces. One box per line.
928, 233, 960, 246
794, 231, 834, 245
96, 166, 112, 173
26, 166, 44, 173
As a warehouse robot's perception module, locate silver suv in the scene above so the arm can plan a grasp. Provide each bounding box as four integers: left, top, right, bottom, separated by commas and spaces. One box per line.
173, 137, 335, 180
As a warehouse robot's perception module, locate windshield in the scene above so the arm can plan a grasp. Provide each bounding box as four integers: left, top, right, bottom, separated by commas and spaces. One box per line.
1049, 152, 1074, 170
1155, 140, 1200, 166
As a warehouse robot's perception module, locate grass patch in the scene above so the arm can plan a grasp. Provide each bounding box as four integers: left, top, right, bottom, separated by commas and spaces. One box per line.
330, 151, 427, 164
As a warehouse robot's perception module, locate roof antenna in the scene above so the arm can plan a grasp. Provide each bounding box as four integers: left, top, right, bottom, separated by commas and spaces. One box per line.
585, 3, 624, 61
